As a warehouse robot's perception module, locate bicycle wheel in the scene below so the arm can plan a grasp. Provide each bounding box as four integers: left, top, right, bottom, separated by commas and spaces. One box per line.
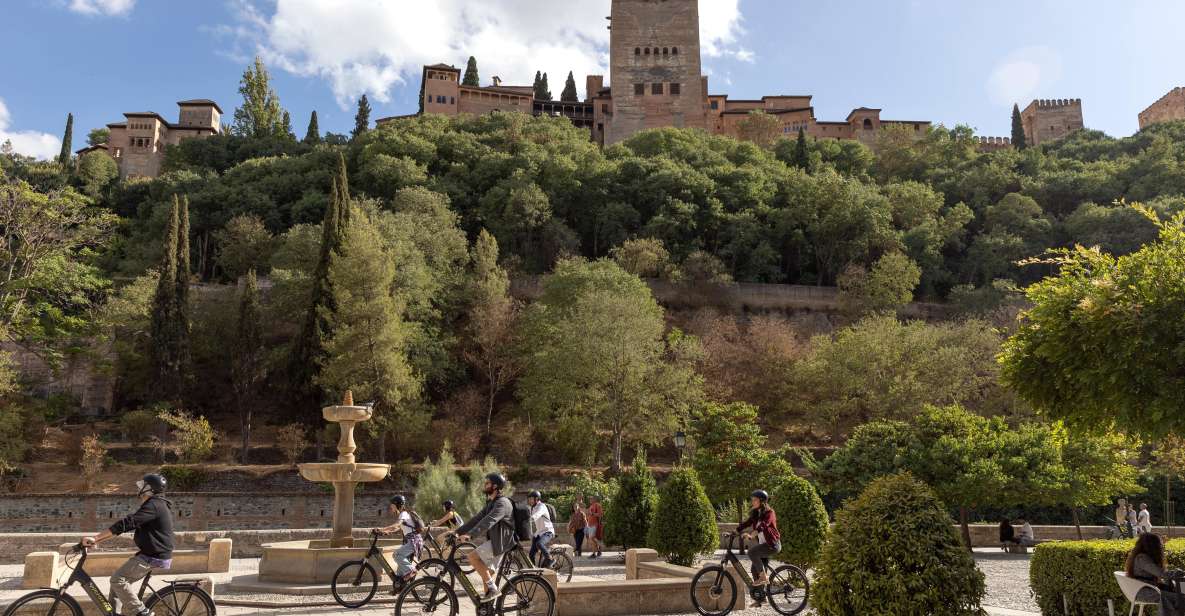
766, 564, 809, 616
413, 558, 455, 599
330, 560, 378, 609
2, 590, 83, 616
144, 585, 216, 616
547, 550, 574, 583
396, 577, 458, 616
690, 565, 737, 616
456, 541, 478, 574
497, 573, 555, 616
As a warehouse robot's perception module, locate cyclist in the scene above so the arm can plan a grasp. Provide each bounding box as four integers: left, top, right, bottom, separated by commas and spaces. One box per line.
82, 473, 173, 616
737, 489, 781, 594
455, 472, 515, 601
376, 495, 422, 592
527, 491, 554, 568
430, 499, 464, 530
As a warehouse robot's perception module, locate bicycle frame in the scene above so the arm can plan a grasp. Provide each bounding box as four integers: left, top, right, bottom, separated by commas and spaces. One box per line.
434, 538, 537, 606
53, 547, 181, 616
717, 535, 756, 588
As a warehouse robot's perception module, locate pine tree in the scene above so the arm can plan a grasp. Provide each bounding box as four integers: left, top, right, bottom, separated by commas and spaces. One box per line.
532, 71, 542, 98
537, 73, 553, 101
232, 56, 285, 138
150, 197, 184, 403
232, 270, 265, 463
561, 71, 579, 102
463, 56, 480, 86
281, 110, 295, 140
353, 95, 371, 139
793, 128, 810, 170
59, 113, 74, 164
1011, 103, 1027, 150
303, 111, 321, 144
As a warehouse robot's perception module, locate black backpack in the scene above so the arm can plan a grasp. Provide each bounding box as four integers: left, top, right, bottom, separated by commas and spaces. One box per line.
545, 502, 558, 524
503, 497, 532, 541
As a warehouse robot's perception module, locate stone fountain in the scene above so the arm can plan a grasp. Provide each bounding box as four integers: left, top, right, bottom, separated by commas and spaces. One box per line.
254, 391, 395, 584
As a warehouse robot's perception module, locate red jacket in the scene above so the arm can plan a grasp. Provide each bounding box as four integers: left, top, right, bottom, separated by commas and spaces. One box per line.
737, 506, 780, 546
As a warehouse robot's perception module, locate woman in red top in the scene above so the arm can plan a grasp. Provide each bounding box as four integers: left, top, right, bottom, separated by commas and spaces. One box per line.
737, 489, 781, 587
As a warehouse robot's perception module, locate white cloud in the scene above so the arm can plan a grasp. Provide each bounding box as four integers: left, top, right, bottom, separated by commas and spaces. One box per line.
223, 0, 749, 108
987, 46, 1063, 106
67, 0, 136, 16
0, 99, 62, 160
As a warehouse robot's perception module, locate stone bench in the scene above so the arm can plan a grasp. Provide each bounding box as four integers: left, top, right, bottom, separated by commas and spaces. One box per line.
21, 539, 231, 589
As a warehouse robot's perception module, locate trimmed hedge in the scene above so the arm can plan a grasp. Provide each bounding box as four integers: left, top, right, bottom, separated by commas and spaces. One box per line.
648, 467, 718, 567
1030, 539, 1185, 616
769, 471, 829, 567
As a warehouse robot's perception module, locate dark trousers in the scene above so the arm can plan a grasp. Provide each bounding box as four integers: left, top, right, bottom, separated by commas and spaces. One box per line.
572, 529, 585, 554
748, 542, 780, 579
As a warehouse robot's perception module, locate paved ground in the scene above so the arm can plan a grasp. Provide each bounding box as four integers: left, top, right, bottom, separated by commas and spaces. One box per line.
0, 548, 1038, 615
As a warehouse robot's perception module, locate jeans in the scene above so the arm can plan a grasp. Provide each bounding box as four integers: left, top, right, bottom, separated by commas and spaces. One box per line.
572, 529, 584, 554
530, 532, 554, 566
747, 541, 780, 579
395, 541, 418, 578
109, 556, 153, 616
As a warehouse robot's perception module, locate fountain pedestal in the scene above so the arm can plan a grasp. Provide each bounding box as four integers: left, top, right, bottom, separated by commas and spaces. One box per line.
254, 393, 393, 583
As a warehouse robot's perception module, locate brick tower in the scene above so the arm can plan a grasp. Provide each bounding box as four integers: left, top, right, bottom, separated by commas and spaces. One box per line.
606, 0, 708, 144
1020, 98, 1084, 145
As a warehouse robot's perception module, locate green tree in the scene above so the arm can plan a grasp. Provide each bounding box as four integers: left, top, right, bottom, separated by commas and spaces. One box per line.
75, 151, 118, 199
303, 110, 321, 145
149, 196, 190, 403
1001, 206, 1185, 437
560, 71, 578, 102
214, 214, 274, 280
610, 237, 677, 279
59, 113, 73, 164
736, 110, 780, 149
792, 128, 809, 170
231, 270, 265, 463
519, 259, 702, 471
414, 444, 468, 515
836, 251, 921, 317
689, 401, 782, 509
1011, 103, 1027, 150
1044, 428, 1141, 538
87, 127, 109, 147
462, 56, 480, 87
768, 469, 830, 567
812, 473, 985, 616
604, 453, 659, 549
353, 95, 371, 139
464, 230, 521, 439
281, 110, 295, 140
647, 467, 717, 566
232, 56, 285, 138
534, 72, 552, 101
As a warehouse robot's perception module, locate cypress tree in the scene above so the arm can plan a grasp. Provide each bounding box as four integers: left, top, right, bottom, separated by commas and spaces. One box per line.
233, 270, 265, 463
560, 71, 578, 102
335, 153, 350, 235
353, 95, 371, 139
281, 110, 295, 140
303, 111, 321, 144
794, 128, 810, 170
463, 56, 480, 86
175, 195, 192, 392
59, 113, 73, 164
1011, 103, 1027, 150
532, 71, 544, 100
150, 197, 182, 402
538, 73, 552, 101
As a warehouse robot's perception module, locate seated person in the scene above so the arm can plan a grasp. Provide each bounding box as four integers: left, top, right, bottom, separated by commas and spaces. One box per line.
999, 519, 1018, 546
1127, 533, 1185, 616
1016, 519, 1036, 546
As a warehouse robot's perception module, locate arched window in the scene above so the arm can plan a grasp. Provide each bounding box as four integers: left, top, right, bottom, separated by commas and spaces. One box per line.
635, 47, 641, 55
672, 47, 678, 55
663, 47, 669, 55
863, 118, 873, 129
644, 47, 651, 55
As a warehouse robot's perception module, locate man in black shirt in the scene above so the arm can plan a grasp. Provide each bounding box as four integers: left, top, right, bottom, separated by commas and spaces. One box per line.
84, 473, 174, 616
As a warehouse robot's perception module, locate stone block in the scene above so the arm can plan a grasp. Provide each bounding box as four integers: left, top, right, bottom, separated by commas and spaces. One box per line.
625, 548, 659, 579
21, 551, 61, 589
206, 538, 231, 572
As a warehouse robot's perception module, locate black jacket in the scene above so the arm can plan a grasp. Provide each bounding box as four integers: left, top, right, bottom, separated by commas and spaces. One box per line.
109, 495, 174, 559
456, 495, 515, 556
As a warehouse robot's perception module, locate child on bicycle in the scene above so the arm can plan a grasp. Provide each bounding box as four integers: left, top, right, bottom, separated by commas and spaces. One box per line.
377, 495, 424, 591
737, 489, 781, 590
430, 499, 464, 530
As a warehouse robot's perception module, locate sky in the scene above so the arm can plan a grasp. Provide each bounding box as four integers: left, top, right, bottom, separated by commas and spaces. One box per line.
3, 0, 1184, 159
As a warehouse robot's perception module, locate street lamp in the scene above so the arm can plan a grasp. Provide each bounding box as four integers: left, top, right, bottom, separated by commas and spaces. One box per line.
674, 430, 686, 464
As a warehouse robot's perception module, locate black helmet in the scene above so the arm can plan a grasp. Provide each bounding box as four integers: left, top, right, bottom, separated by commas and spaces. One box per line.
442, 500, 455, 511
528, 490, 542, 500
390, 495, 406, 507
751, 489, 770, 503
138, 474, 167, 495
485, 472, 507, 490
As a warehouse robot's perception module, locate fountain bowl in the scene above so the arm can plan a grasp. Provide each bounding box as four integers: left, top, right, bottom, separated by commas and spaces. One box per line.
297, 462, 390, 483
323, 404, 372, 423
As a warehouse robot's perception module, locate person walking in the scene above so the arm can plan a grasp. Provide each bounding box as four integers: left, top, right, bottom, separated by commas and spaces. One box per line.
455, 473, 516, 601
568, 496, 587, 557
527, 491, 555, 568
83, 474, 173, 616
585, 494, 604, 558
1139, 503, 1153, 535
377, 495, 423, 592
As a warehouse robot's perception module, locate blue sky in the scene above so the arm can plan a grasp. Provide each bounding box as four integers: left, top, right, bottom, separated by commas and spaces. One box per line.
3, 0, 1183, 159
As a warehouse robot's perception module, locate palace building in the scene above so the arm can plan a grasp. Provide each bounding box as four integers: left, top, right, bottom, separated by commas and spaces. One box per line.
81, 99, 223, 179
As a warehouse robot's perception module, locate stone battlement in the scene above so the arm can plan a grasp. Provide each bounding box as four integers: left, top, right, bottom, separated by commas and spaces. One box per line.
976, 136, 1012, 152
1030, 98, 1081, 109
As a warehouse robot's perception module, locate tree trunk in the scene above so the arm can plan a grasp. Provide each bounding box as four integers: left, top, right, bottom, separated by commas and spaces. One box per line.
611, 430, 623, 474
239, 405, 252, 464
959, 506, 972, 552
1072, 507, 1082, 540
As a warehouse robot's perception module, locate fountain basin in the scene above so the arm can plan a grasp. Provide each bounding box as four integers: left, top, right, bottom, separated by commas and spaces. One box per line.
257, 538, 401, 583
323, 404, 372, 423
297, 462, 390, 483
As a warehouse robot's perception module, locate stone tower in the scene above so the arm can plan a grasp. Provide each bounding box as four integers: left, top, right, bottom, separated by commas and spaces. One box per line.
1020, 98, 1083, 145
606, 0, 708, 144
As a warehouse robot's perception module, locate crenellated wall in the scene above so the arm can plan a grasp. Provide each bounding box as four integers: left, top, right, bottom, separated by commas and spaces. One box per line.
1021, 98, 1084, 145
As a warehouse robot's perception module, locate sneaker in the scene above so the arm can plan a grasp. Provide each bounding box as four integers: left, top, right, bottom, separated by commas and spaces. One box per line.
481, 583, 499, 602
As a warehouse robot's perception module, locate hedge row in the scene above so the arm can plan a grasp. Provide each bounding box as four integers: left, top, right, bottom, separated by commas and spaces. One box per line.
1030, 539, 1185, 615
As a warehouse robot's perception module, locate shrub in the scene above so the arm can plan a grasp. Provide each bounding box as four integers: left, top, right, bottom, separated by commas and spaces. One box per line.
275, 424, 309, 466
119, 409, 159, 447
551, 471, 618, 523
460, 457, 512, 519
414, 444, 467, 520
647, 467, 718, 567
812, 473, 984, 616
160, 465, 210, 491
768, 471, 829, 567
1030, 539, 1185, 615
158, 409, 215, 463
79, 434, 106, 490
604, 453, 658, 549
